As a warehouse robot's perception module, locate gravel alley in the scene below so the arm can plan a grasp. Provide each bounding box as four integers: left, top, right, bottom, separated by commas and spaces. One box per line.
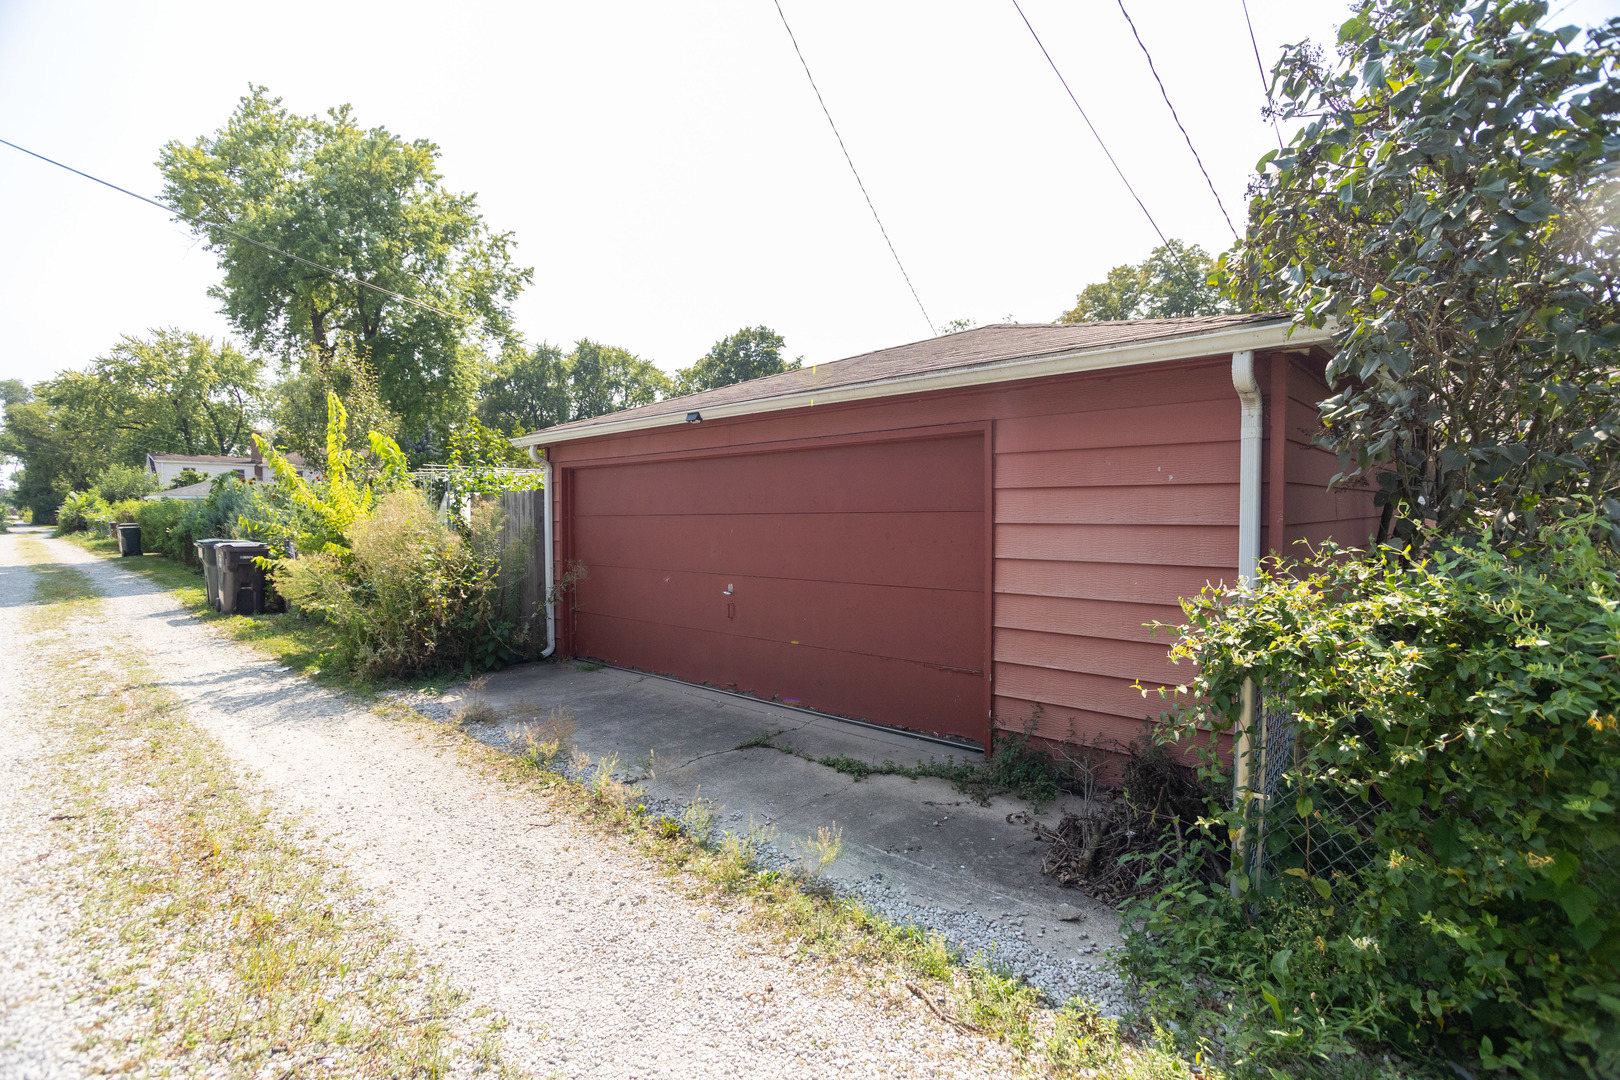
0, 530, 1016, 1078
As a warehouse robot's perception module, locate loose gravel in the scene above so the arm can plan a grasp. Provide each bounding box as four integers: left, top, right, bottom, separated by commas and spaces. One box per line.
0, 633, 114, 1079
8, 533, 1018, 1078
443, 715, 1131, 1016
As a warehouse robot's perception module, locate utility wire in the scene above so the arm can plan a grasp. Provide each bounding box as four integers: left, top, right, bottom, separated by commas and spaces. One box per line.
1008, 0, 1167, 246
1114, 0, 1238, 241
0, 136, 464, 322
1239, 0, 1287, 151
768, 0, 935, 336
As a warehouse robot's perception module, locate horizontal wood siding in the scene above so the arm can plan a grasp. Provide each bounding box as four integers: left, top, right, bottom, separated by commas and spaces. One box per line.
989, 362, 1236, 747
1284, 361, 1380, 550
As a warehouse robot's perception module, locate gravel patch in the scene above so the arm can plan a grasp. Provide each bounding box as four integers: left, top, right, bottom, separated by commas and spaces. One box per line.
27, 534, 1017, 1078
0, 548, 136, 1077
429, 701, 1133, 1017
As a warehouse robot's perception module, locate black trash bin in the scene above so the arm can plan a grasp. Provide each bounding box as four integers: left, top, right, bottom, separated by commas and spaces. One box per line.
194, 538, 231, 611
115, 523, 142, 557
216, 541, 270, 615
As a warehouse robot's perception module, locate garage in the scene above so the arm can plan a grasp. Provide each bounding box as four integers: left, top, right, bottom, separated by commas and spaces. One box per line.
566, 433, 988, 743
520, 317, 1379, 756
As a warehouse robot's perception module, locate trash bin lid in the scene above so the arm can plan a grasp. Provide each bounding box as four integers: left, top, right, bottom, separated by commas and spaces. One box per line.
116, 522, 140, 531
218, 541, 271, 566
195, 538, 231, 565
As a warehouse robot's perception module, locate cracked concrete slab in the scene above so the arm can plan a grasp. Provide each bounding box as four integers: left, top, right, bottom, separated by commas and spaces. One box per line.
426, 661, 1126, 969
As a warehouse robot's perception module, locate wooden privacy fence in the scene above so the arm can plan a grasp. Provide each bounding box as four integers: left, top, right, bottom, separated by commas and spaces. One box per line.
490, 488, 547, 653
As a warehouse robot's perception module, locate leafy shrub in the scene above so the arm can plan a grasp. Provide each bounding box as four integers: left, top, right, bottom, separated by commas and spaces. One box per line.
53, 489, 109, 534
252, 392, 410, 559
133, 497, 194, 561
1130, 517, 1620, 1078
130, 477, 266, 564
273, 490, 530, 679
93, 462, 159, 503
170, 467, 209, 488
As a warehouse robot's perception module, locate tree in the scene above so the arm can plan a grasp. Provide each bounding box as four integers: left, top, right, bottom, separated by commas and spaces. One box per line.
159, 86, 532, 435
478, 340, 571, 434
0, 330, 266, 521
1059, 240, 1233, 322
1233, 0, 1620, 548
270, 337, 400, 470
93, 463, 159, 503
49, 330, 267, 463
566, 339, 671, 421
675, 326, 798, 395
170, 467, 209, 488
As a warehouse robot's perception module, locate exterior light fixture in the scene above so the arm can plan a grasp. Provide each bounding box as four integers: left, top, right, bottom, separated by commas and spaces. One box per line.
685, 411, 702, 423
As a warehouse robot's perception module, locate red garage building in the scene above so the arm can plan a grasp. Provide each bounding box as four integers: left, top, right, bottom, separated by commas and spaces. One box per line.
513, 316, 1377, 753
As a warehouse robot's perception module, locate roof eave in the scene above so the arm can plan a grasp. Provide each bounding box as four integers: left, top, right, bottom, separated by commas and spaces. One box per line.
512, 318, 1334, 449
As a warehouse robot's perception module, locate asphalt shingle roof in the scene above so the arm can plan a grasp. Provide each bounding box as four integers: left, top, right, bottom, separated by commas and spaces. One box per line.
521, 314, 1288, 442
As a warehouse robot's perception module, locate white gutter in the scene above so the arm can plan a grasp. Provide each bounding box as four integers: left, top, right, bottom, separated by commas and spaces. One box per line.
512, 320, 1331, 449
1229, 349, 1263, 896
1232, 350, 1263, 584
528, 445, 556, 658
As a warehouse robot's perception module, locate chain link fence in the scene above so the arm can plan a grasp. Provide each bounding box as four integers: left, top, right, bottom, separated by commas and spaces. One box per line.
1246, 686, 1382, 890
1246, 686, 1620, 901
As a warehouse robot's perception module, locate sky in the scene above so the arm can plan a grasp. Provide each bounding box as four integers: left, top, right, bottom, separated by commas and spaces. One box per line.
1, 0, 1615, 388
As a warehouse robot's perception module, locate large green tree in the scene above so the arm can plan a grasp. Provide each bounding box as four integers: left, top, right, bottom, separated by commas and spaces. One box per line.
159, 87, 532, 436
1060, 239, 1233, 323
565, 340, 671, 421
675, 326, 797, 395
478, 340, 571, 434
49, 329, 267, 462
0, 330, 264, 520
1233, 0, 1620, 548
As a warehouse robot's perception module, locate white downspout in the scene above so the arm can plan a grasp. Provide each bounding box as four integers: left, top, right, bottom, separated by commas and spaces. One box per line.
528, 445, 556, 658
1230, 350, 1262, 895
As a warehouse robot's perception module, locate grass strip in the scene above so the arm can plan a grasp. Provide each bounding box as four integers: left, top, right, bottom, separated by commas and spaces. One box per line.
18, 538, 512, 1077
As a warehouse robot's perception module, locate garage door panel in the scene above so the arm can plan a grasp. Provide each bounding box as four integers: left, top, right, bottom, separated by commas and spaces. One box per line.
570, 435, 986, 743
574, 436, 983, 517
576, 566, 984, 670
577, 613, 982, 734
573, 511, 983, 591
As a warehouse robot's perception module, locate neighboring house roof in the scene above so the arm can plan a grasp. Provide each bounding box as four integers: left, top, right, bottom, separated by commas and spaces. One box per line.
143, 480, 214, 501
148, 453, 251, 464
512, 314, 1332, 448
146, 450, 309, 467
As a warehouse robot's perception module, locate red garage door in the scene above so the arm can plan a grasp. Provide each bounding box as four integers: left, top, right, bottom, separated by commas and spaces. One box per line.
568, 434, 987, 743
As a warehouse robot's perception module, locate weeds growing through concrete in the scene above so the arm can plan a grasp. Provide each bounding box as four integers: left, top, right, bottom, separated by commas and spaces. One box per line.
740, 732, 1068, 808
452, 674, 500, 726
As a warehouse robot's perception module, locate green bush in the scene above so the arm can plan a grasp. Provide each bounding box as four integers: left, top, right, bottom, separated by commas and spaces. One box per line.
131, 478, 261, 564
1130, 518, 1620, 1077
53, 489, 109, 534
273, 489, 530, 680
93, 462, 159, 503
133, 497, 195, 560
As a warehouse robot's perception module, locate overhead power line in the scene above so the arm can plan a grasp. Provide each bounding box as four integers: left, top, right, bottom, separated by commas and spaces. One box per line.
1114, 0, 1238, 241
1239, 0, 1287, 151
0, 136, 463, 322
1008, 0, 1167, 247
768, 0, 936, 337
